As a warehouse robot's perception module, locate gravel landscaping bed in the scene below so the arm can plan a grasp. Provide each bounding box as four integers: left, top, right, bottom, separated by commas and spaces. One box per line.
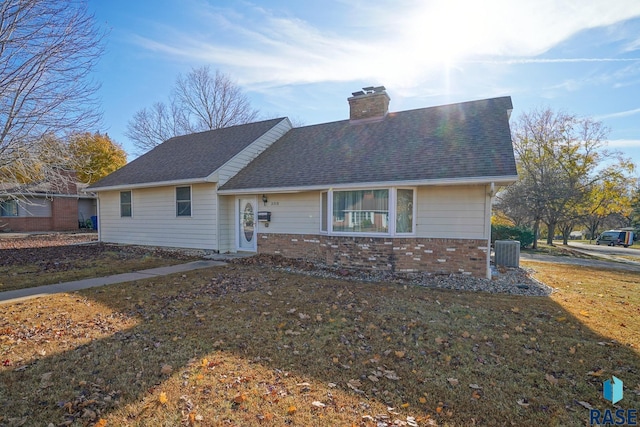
231, 254, 554, 296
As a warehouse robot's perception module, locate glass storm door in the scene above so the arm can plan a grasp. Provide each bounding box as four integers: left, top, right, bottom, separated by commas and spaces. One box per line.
238, 198, 256, 251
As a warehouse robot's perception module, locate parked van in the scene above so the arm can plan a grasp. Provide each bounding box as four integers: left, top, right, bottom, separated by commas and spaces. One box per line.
596, 230, 635, 247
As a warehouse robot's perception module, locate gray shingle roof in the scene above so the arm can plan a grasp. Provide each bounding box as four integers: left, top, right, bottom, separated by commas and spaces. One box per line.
88, 118, 286, 189
220, 96, 516, 191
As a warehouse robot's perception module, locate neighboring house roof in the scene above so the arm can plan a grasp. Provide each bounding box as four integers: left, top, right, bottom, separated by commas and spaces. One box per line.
88, 118, 287, 190
219, 96, 516, 193
0, 178, 92, 198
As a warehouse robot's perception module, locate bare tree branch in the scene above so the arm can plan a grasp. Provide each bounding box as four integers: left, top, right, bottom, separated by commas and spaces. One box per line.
126, 67, 260, 154
125, 101, 189, 155
0, 0, 104, 198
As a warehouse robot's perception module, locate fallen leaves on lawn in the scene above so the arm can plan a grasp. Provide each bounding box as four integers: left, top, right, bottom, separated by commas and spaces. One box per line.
587, 369, 605, 377
2, 255, 637, 427
545, 373, 558, 386
158, 392, 168, 405
576, 400, 593, 410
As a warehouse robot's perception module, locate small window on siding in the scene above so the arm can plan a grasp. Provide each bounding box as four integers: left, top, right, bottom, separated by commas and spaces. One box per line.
0, 200, 18, 217
396, 188, 414, 233
321, 192, 328, 232
176, 186, 191, 217
120, 191, 132, 217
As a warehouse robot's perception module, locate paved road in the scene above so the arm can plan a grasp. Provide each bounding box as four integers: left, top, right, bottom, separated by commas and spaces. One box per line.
567, 241, 640, 258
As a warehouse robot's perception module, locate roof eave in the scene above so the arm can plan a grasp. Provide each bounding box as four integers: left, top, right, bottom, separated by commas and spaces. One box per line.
218, 175, 518, 195
88, 177, 214, 192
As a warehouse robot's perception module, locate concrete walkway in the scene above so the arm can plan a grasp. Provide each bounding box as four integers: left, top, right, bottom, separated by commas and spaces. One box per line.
0, 260, 226, 305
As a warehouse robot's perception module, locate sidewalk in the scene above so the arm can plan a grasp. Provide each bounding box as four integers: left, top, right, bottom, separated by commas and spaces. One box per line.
0, 260, 226, 305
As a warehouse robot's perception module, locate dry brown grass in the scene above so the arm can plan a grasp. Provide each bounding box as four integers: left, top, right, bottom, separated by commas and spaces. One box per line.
523, 260, 640, 354
0, 261, 639, 427
0, 244, 197, 292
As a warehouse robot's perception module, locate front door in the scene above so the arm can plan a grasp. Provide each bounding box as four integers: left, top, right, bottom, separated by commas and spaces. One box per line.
238, 197, 257, 251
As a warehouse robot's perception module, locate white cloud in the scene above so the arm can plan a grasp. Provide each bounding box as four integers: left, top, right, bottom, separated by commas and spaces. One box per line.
128, 0, 640, 92
596, 108, 640, 120
623, 35, 640, 52
607, 139, 640, 148
472, 58, 640, 65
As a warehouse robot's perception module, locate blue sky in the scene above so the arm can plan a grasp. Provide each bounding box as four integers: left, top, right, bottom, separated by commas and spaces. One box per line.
88, 0, 640, 165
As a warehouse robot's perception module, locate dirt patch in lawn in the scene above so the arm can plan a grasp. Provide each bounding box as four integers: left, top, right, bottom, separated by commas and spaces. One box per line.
1, 261, 638, 426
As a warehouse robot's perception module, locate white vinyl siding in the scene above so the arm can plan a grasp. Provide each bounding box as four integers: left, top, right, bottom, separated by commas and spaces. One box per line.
217, 195, 236, 253
259, 185, 487, 239
253, 191, 320, 235
98, 183, 218, 250
214, 119, 292, 185
415, 185, 487, 239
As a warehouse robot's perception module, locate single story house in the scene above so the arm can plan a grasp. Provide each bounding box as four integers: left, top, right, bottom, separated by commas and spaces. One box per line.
88, 88, 517, 278
1, 171, 97, 232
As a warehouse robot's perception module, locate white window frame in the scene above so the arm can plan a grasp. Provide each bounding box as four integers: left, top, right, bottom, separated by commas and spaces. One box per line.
176, 185, 192, 217
321, 187, 416, 237
120, 190, 132, 218
320, 191, 328, 233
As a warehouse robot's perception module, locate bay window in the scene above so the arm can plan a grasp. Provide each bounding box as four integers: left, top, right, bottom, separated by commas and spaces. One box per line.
322, 188, 414, 235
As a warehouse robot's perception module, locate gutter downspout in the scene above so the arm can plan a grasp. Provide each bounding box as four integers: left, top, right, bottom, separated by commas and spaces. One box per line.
485, 183, 496, 279
96, 197, 101, 242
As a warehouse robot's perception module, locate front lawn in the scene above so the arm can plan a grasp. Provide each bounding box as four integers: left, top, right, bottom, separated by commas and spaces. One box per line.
0, 242, 198, 292
1, 258, 638, 426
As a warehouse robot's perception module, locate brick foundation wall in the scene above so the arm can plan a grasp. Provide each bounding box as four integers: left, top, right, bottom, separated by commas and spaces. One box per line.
258, 233, 488, 277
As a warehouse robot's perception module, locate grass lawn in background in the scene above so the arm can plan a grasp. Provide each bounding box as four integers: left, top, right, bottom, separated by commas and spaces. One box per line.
0, 258, 638, 426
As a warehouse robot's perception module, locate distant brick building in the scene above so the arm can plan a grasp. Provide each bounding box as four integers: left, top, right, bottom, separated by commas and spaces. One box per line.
0, 171, 96, 232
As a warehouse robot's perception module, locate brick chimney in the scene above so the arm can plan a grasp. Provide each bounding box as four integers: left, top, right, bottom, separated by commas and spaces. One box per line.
348, 86, 390, 122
